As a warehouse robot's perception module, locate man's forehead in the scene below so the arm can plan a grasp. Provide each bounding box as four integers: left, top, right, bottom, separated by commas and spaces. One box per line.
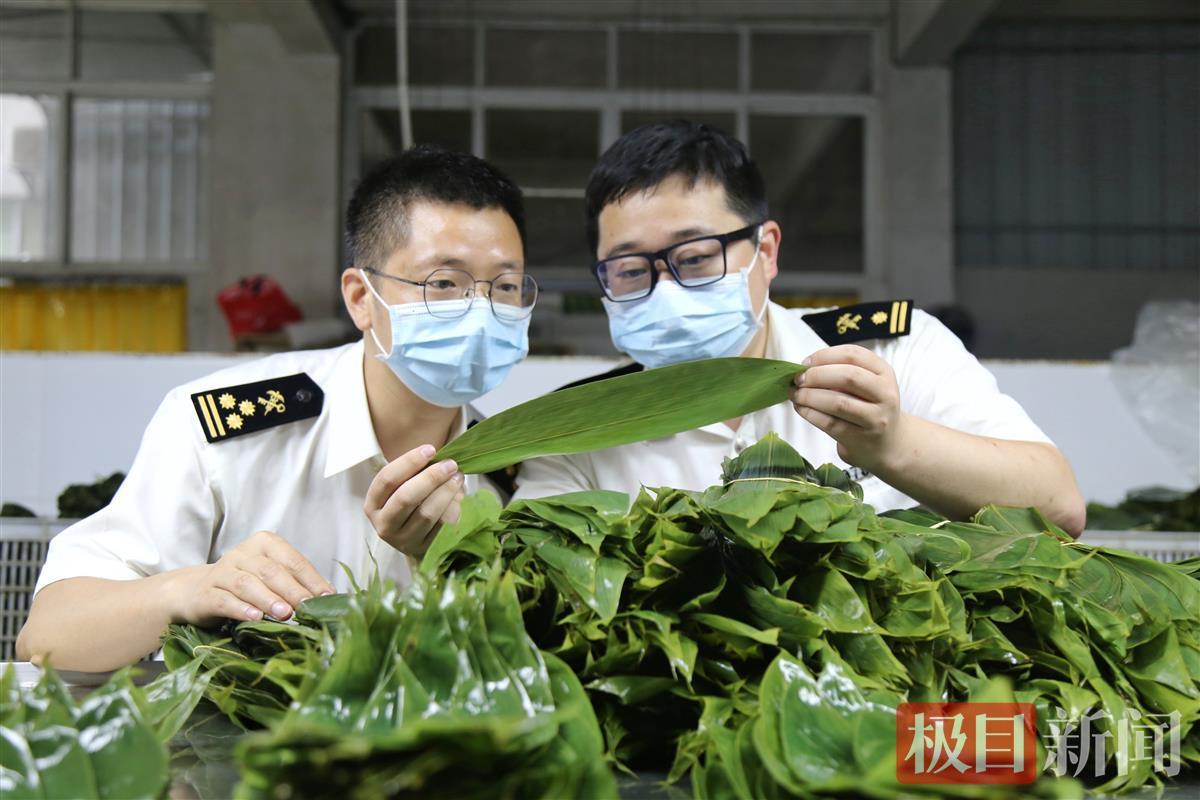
383, 205, 523, 274
609, 174, 725, 208
597, 177, 740, 254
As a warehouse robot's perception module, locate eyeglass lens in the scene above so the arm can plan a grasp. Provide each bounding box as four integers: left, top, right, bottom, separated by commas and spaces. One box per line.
598, 236, 728, 301
423, 268, 538, 320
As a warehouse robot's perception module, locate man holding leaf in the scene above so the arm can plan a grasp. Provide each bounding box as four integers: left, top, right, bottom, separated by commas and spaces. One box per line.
19, 147, 533, 670
514, 120, 1085, 537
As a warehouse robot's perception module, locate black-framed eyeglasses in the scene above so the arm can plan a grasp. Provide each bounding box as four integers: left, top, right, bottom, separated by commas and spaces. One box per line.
363, 267, 538, 321
591, 223, 763, 302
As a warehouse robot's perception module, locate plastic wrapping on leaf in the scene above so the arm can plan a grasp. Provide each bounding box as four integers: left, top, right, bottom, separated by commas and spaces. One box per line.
1111, 300, 1200, 485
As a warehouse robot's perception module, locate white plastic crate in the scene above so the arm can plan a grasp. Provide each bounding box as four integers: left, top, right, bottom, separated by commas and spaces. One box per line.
1077, 530, 1200, 563
1, 518, 73, 661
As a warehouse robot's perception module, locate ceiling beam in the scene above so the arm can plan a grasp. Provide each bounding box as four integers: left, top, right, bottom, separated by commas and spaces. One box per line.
891, 0, 999, 66
206, 0, 339, 56
0, 0, 206, 11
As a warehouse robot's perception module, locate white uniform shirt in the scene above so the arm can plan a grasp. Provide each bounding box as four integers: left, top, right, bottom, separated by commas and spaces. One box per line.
514, 302, 1053, 511
35, 341, 490, 597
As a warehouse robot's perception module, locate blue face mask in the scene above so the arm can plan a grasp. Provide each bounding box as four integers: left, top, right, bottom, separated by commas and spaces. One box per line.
602, 238, 766, 369
362, 270, 530, 407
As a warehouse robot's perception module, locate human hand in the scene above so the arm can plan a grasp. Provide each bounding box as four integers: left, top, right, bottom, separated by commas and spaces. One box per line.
172, 531, 335, 625
789, 345, 909, 470
363, 444, 465, 557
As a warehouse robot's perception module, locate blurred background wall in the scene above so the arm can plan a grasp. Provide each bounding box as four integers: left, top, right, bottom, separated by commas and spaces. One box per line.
1, 0, 1197, 358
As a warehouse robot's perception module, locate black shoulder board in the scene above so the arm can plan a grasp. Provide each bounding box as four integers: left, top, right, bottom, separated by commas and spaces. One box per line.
191, 373, 323, 444
803, 300, 914, 345
555, 361, 644, 392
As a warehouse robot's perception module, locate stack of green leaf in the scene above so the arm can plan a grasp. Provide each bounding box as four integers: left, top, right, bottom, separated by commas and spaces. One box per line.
1086, 486, 1200, 532
163, 567, 616, 800
57, 471, 125, 519
423, 434, 1199, 797
0, 659, 211, 798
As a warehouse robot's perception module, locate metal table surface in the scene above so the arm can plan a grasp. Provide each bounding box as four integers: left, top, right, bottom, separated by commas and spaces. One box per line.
5, 662, 1197, 799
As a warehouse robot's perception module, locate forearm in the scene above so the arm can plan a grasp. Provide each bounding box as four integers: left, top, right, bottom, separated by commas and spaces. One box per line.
16, 568, 197, 671
867, 415, 1086, 536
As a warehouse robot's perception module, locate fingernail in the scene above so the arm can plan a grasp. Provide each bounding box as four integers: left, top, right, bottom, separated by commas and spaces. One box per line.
246, 606, 263, 621
453, 472, 465, 485
802, 356, 812, 366
320, 590, 334, 597
271, 601, 291, 618
794, 373, 805, 386
420, 444, 436, 459
442, 460, 458, 476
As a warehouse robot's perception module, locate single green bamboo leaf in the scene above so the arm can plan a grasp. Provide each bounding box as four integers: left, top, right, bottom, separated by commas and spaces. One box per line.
438, 357, 804, 474
26, 724, 98, 800
74, 676, 170, 800
689, 613, 780, 646
586, 675, 679, 705
0, 726, 43, 800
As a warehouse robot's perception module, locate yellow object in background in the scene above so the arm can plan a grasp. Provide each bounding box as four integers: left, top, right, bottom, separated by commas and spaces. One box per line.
0, 283, 186, 352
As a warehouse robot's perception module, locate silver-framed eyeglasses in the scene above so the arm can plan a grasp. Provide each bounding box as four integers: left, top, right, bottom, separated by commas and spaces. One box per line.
363, 267, 538, 321
592, 222, 763, 302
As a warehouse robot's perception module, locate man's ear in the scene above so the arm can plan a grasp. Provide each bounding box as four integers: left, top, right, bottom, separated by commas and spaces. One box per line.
341, 267, 373, 332
759, 220, 782, 282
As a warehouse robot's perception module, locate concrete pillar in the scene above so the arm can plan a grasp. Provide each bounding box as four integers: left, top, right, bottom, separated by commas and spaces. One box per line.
880, 62, 955, 306
201, 8, 341, 350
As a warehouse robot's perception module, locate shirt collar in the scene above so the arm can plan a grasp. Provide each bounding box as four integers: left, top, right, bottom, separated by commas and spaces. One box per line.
323, 341, 479, 478
323, 340, 383, 478
764, 301, 830, 363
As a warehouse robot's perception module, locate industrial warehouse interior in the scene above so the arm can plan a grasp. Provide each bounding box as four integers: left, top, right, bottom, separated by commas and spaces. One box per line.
1, 0, 1198, 797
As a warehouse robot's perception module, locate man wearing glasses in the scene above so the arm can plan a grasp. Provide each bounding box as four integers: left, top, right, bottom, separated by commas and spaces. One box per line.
19, 146, 537, 670
514, 120, 1085, 538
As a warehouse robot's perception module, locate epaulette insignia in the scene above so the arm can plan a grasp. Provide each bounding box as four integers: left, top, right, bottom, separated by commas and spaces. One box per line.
803, 299, 913, 345
191, 373, 323, 443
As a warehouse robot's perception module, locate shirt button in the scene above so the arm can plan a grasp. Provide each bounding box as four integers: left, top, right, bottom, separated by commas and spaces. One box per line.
734, 437, 747, 453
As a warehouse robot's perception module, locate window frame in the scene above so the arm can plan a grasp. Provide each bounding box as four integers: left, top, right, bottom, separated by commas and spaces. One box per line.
0, 2, 211, 278
343, 17, 887, 299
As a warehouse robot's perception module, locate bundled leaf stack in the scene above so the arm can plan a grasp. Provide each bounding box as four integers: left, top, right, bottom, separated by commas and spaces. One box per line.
163, 567, 615, 799
423, 434, 1199, 796
0, 660, 211, 798
1086, 486, 1200, 532
9, 432, 1196, 798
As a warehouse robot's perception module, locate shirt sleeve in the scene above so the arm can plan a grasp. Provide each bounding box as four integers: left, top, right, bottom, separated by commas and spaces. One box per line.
886, 309, 1054, 445
34, 388, 220, 595
513, 453, 597, 500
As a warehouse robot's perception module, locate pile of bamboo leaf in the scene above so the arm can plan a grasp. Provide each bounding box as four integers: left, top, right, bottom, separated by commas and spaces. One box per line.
163, 564, 615, 799
1086, 486, 1200, 532
150, 434, 1198, 798
0, 660, 210, 797
421, 434, 1198, 796
5, 429, 1197, 797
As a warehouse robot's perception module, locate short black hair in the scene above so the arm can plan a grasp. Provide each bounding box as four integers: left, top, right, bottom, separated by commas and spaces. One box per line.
584, 119, 767, 254
345, 144, 525, 270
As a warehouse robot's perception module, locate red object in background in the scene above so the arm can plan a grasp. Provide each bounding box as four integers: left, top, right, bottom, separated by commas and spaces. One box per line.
217, 275, 303, 337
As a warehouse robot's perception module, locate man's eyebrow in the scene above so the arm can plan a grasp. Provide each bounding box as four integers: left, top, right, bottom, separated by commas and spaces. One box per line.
417, 254, 468, 268
603, 226, 717, 259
